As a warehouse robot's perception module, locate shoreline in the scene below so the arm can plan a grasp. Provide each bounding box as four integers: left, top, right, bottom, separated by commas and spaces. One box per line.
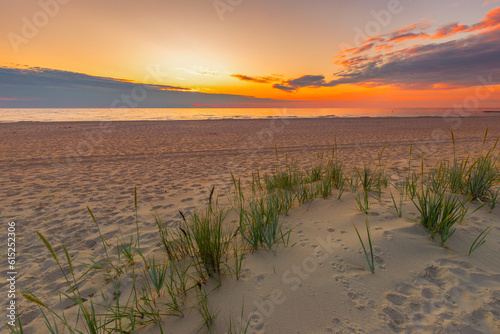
1, 114, 500, 124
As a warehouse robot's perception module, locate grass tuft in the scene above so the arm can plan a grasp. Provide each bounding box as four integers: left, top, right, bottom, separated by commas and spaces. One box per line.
353, 219, 375, 274
412, 186, 468, 246
183, 188, 232, 281
469, 226, 492, 255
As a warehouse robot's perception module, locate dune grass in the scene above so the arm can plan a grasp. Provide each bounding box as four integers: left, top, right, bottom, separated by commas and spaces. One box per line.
489, 188, 500, 212
238, 194, 292, 251
18, 131, 499, 334
195, 287, 218, 333
182, 187, 232, 281
225, 299, 252, 334
323, 157, 346, 199
353, 219, 375, 274
390, 190, 404, 218
412, 185, 468, 246
354, 191, 370, 214
442, 129, 500, 201
469, 226, 492, 255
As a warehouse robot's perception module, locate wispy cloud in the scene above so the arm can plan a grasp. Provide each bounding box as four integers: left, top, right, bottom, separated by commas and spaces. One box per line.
176, 66, 218, 76
337, 8, 500, 53
388, 32, 430, 43
273, 75, 327, 92
231, 74, 283, 84
483, 0, 500, 6
431, 23, 470, 39
273, 8, 500, 92
389, 22, 432, 40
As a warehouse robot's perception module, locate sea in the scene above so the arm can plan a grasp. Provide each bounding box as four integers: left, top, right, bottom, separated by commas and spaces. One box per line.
0, 108, 496, 123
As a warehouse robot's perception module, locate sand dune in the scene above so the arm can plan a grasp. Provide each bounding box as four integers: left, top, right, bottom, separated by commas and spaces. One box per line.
0, 117, 499, 333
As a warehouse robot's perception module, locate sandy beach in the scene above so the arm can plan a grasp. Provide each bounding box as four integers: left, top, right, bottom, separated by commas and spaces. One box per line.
1, 116, 499, 333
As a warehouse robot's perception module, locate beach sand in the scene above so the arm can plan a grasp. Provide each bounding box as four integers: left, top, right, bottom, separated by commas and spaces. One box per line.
0, 116, 499, 333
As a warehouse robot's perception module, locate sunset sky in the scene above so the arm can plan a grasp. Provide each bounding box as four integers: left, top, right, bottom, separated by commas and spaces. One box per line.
1, 0, 500, 108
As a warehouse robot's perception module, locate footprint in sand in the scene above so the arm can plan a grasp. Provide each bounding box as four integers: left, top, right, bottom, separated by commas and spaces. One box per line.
347, 291, 358, 300
367, 299, 376, 309
347, 291, 370, 310
375, 256, 386, 270
327, 228, 335, 232
333, 255, 344, 263
239, 268, 253, 281
85, 239, 98, 249
418, 264, 438, 281
248, 312, 264, 330
386, 293, 407, 306
298, 232, 310, 246
420, 287, 434, 299
255, 274, 265, 288
382, 306, 406, 330
312, 248, 325, 266
166, 219, 179, 228
383, 231, 393, 240
331, 262, 347, 274
396, 283, 415, 296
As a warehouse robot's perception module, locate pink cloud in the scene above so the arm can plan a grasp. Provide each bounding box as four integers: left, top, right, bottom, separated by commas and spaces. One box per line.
287, 7, 500, 93
431, 22, 470, 39
469, 6, 500, 31
483, 0, 500, 6
388, 32, 431, 43
335, 7, 500, 64
390, 22, 431, 37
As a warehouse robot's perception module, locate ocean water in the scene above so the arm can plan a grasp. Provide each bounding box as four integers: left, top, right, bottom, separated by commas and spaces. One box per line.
0, 107, 494, 123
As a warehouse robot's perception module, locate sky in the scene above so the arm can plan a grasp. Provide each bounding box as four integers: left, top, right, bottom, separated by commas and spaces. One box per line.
1, 0, 500, 108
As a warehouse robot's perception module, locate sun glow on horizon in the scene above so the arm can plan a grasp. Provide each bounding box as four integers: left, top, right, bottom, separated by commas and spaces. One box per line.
1, 1, 499, 109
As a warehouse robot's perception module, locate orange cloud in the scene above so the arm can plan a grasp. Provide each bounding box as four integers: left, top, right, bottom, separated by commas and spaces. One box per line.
388, 32, 430, 43
390, 22, 431, 37
376, 44, 394, 51
470, 6, 500, 31
431, 23, 470, 39
430, 7, 500, 39
483, 0, 500, 6
281, 7, 500, 95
